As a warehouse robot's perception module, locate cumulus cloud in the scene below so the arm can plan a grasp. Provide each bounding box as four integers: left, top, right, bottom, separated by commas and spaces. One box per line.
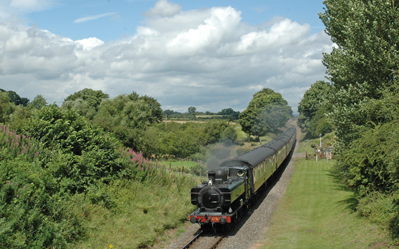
75, 37, 104, 50
0, 0, 333, 113
74, 12, 118, 24
144, 0, 182, 17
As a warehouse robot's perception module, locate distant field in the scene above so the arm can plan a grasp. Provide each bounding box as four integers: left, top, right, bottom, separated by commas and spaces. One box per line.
195, 115, 225, 118
260, 159, 393, 248
234, 124, 247, 140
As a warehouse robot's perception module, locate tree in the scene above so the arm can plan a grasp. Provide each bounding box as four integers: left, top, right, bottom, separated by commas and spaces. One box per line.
92, 93, 163, 157
29, 95, 48, 110
163, 109, 175, 116
0, 92, 16, 123
188, 106, 196, 114
64, 88, 109, 111
139, 95, 163, 123
218, 108, 240, 120
62, 98, 96, 119
297, 80, 334, 136
0, 89, 29, 106
319, 0, 399, 148
319, 2, 399, 237
239, 88, 292, 138
22, 104, 124, 192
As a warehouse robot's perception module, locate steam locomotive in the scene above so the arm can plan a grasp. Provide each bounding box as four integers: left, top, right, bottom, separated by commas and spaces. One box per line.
189, 127, 296, 227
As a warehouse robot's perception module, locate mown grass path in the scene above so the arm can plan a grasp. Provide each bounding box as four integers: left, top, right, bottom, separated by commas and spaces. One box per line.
259, 159, 393, 249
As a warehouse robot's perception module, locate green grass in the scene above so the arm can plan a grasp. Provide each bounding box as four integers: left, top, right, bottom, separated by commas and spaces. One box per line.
259, 133, 275, 144
234, 124, 248, 140
260, 159, 393, 249
73, 174, 202, 248
296, 139, 317, 153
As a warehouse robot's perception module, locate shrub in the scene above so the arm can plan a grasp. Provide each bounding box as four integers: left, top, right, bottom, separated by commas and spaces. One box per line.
340, 120, 399, 196
0, 127, 84, 248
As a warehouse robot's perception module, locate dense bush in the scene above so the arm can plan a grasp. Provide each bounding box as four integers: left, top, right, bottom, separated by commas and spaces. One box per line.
22, 105, 126, 192
340, 120, 399, 196
1, 115, 200, 247
0, 124, 85, 248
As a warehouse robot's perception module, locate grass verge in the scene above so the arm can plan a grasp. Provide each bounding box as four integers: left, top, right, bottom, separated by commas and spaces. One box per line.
260, 159, 394, 249
73, 174, 202, 248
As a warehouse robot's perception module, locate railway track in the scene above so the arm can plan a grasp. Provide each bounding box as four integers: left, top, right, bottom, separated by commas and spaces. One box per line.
180, 229, 225, 249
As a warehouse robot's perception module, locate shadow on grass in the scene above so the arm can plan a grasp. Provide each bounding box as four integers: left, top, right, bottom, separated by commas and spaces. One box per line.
325, 167, 359, 211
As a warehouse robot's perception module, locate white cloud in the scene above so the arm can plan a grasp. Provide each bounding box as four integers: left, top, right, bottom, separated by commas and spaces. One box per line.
10, 0, 56, 12
0, 1, 333, 114
75, 37, 104, 51
0, 0, 58, 22
144, 0, 182, 17
74, 12, 118, 24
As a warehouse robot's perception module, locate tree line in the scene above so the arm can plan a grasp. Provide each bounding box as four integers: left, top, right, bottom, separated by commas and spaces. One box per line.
163, 107, 240, 121
0, 88, 242, 160
298, 0, 399, 239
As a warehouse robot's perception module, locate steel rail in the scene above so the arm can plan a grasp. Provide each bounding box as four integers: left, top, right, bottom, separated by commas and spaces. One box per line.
209, 235, 225, 249
180, 230, 203, 249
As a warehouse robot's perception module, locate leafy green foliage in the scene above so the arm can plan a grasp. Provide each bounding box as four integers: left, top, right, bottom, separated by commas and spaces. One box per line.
239, 88, 292, 138
0, 88, 29, 106
0, 125, 84, 248
0, 121, 200, 247
153, 121, 237, 159
303, 108, 334, 139
64, 88, 109, 111
0, 92, 16, 123
22, 105, 126, 192
320, 0, 399, 93
188, 106, 196, 114
340, 121, 399, 196
0, 88, 242, 247
298, 81, 334, 137
320, 0, 399, 238
320, 0, 399, 148
28, 95, 47, 110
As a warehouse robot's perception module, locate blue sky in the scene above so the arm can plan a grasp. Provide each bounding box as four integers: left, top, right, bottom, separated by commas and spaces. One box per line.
24, 0, 326, 42
0, 0, 332, 113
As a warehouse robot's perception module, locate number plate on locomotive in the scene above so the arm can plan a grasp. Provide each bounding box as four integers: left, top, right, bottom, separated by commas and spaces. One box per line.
211, 217, 220, 222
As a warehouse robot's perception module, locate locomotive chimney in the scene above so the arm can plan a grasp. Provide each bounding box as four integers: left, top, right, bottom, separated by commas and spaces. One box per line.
208, 170, 216, 185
